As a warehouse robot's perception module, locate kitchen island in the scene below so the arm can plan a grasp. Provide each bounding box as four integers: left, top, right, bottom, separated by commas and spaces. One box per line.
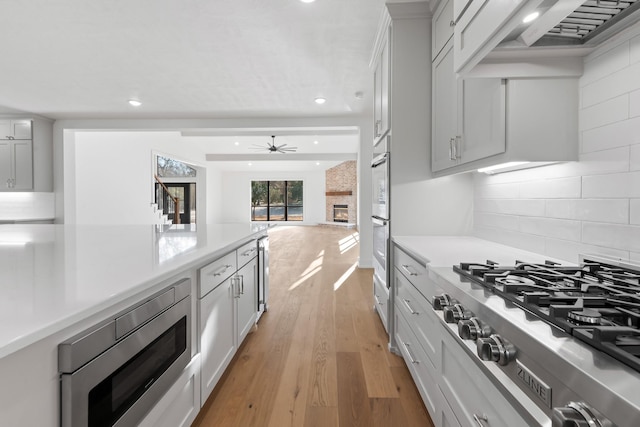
0, 223, 269, 427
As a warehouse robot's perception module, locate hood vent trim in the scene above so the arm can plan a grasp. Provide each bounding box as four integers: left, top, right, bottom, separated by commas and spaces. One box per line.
535, 0, 640, 46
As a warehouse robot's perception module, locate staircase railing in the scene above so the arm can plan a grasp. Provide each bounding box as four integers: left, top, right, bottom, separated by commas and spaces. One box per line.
154, 175, 181, 225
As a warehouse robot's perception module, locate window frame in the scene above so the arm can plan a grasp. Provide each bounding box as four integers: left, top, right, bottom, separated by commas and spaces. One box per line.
251, 180, 303, 222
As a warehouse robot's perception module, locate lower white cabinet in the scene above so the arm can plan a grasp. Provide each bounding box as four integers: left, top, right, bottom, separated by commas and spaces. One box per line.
373, 275, 389, 333
199, 275, 236, 404
236, 257, 258, 345
198, 241, 259, 406
138, 354, 201, 427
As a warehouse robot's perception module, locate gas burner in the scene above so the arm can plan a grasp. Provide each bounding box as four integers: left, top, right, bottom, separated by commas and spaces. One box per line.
568, 308, 603, 325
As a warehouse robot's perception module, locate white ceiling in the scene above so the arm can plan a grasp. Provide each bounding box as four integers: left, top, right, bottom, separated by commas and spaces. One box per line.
0, 0, 400, 170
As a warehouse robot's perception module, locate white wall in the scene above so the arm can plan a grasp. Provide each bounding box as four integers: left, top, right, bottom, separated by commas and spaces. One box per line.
218, 169, 326, 224
70, 131, 207, 225
473, 24, 640, 263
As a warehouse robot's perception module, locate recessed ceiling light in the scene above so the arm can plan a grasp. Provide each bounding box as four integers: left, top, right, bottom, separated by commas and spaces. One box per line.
523, 11, 539, 23
234, 141, 239, 146
300, 0, 316, 3
314, 97, 326, 104
128, 99, 142, 107
313, 140, 319, 145
316, 162, 320, 166
248, 162, 252, 166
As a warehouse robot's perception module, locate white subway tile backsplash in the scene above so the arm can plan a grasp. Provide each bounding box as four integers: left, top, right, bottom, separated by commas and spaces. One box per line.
631, 89, 640, 118
632, 144, 640, 171
519, 217, 581, 241
473, 182, 520, 199
544, 238, 630, 264
474, 226, 546, 254
474, 198, 546, 216
474, 212, 519, 231
582, 62, 640, 108
519, 177, 581, 199
581, 40, 629, 87
545, 199, 628, 224
582, 116, 640, 153
577, 147, 629, 175
631, 34, 640, 64
631, 251, 640, 263
583, 171, 640, 198
631, 199, 640, 225
583, 222, 640, 252
580, 94, 628, 131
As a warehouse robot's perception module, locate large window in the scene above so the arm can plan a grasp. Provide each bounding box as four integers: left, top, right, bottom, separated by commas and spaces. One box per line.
251, 180, 303, 221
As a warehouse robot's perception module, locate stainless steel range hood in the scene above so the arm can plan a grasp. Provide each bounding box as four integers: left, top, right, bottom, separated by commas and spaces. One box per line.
500, 0, 640, 49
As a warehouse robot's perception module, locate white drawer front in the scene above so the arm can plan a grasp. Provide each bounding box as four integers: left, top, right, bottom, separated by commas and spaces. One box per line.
236, 239, 258, 268
394, 246, 428, 290
198, 251, 237, 298
373, 275, 389, 333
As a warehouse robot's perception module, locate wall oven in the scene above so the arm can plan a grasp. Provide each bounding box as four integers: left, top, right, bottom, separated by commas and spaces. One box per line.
371, 152, 389, 220
59, 279, 191, 427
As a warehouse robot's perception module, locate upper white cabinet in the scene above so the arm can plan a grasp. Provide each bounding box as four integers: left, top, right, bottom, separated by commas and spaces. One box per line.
373, 26, 390, 143
452, 0, 544, 74
0, 120, 33, 191
432, 0, 454, 61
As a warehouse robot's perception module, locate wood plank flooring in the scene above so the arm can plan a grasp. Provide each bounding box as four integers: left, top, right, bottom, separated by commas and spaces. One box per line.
192, 225, 434, 427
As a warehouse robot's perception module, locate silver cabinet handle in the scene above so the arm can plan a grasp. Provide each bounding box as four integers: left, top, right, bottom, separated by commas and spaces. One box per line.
449, 138, 456, 160
401, 264, 418, 276
473, 414, 489, 426
239, 275, 244, 295
374, 294, 383, 306
375, 119, 382, 137
454, 135, 462, 159
403, 342, 419, 364
211, 264, 232, 277
402, 299, 419, 315
241, 247, 257, 257
232, 276, 241, 299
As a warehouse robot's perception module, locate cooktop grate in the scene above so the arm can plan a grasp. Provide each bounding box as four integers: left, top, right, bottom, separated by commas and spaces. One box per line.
543, 0, 640, 43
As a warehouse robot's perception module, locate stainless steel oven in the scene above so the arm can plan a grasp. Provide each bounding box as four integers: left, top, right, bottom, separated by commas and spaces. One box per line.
371, 152, 389, 220
59, 279, 191, 427
372, 216, 389, 289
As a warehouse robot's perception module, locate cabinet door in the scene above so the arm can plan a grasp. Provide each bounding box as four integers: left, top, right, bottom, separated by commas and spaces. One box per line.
432, 39, 458, 172
373, 275, 389, 333
0, 120, 32, 140
12, 140, 33, 190
199, 277, 235, 404
458, 78, 506, 165
0, 142, 11, 188
236, 257, 257, 345
373, 28, 390, 142
432, 0, 453, 60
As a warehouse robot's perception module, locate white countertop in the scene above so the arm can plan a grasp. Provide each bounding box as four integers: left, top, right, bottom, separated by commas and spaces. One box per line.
0, 223, 269, 359
392, 235, 569, 268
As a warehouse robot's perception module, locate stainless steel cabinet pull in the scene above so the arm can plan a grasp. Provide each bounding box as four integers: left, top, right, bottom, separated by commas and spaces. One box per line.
211, 264, 232, 277
473, 413, 489, 426
375, 120, 382, 137
401, 264, 419, 276
403, 299, 419, 315
239, 275, 244, 295
454, 135, 462, 159
242, 247, 256, 257
232, 277, 241, 299
374, 294, 382, 305
404, 342, 419, 364
449, 138, 456, 160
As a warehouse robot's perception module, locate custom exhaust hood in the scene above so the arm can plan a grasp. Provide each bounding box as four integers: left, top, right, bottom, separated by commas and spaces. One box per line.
498, 0, 640, 50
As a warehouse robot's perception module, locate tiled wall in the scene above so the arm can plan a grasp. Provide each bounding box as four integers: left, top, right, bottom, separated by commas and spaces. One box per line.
473, 27, 640, 263
325, 161, 357, 224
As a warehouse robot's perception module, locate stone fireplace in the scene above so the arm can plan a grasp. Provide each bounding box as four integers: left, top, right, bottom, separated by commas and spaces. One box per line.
325, 161, 357, 225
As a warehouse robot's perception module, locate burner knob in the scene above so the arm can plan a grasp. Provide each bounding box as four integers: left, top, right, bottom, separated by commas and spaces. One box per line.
458, 318, 491, 341
552, 402, 612, 427
432, 294, 452, 310
443, 304, 472, 324
477, 334, 516, 366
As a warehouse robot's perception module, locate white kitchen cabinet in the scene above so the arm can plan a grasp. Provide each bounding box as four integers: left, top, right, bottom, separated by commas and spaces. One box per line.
373, 26, 390, 143
432, 0, 454, 61
236, 256, 257, 345
199, 275, 235, 404
198, 239, 259, 405
373, 275, 389, 333
0, 119, 32, 140
433, 35, 506, 174
0, 139, 33, 190
453, 0, 544, 74
138, 354, 201, 427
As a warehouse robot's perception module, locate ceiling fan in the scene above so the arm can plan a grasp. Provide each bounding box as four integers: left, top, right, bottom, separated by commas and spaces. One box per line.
249, 135, 298, 153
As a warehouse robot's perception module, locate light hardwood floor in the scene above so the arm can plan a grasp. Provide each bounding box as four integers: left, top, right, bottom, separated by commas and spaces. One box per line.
192, 225, 434, 427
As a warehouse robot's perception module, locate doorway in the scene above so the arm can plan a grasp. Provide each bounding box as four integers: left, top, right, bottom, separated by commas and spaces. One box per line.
155, 183, 195, 224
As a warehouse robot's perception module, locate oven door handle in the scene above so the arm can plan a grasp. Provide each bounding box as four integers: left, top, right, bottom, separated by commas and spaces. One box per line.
371, 152, 389, 168
372, 217, 388, 226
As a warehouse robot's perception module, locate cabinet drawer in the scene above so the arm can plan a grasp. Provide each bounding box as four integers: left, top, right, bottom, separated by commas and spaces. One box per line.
199, 251, 237, 298
394, 269, 440, 370
395, 308, 440, 419
236, 239, 258, 268
394, 246, 428, 289
373, 275, 389, 333
439, 328, 531, 427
